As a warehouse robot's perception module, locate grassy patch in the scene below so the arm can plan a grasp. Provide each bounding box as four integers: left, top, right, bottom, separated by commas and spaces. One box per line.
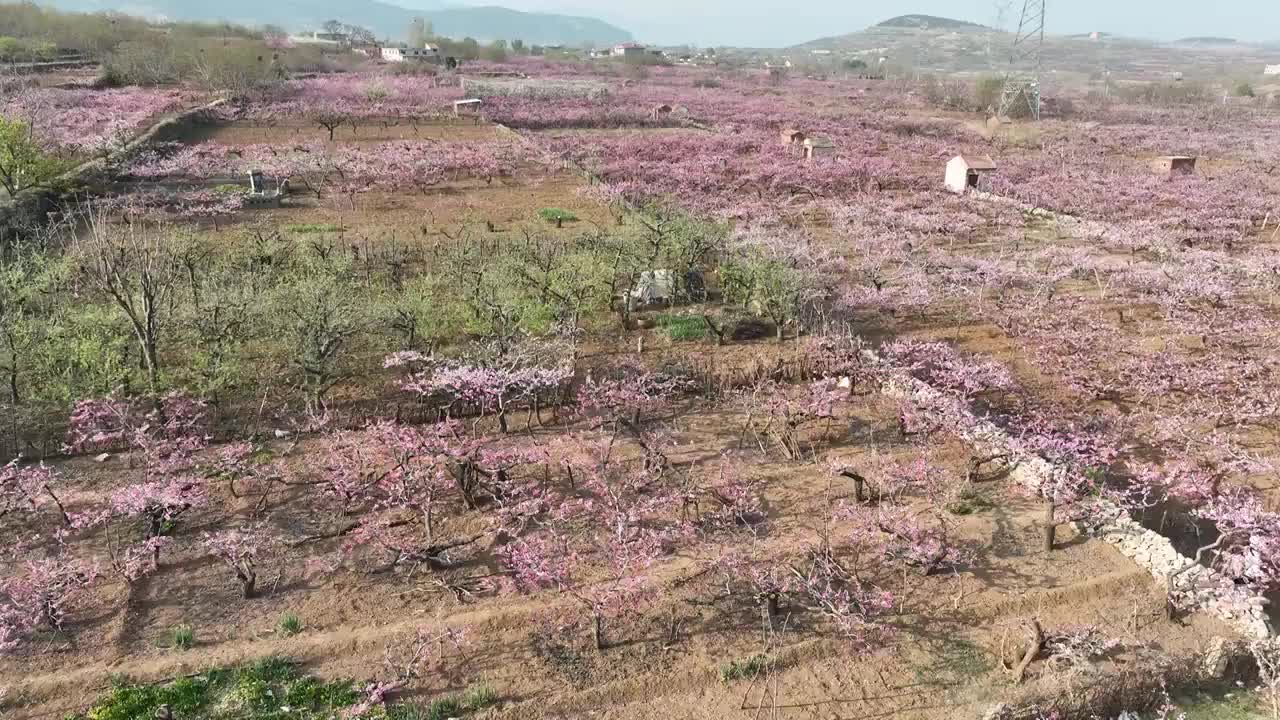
278, 613, 303, 636
69, 657, 361, 720
947, 491, 995, 516
169, 624, 195, 651
538, 208, 578, 227
719, 654, 770, 683
391, 683, 500, 719
1177, 689, 1261, 720
283, 223, 344, 234
908, 637, 993, 686
461, 683, 498, 710
657, 314, 707, 341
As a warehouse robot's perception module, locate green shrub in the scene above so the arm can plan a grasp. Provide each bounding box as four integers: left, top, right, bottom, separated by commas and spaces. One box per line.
538, 208, 578, 227
719, 654, 770, 682
0, 117, 69, 194
1234, 81, 1255, 98
278, 613, 302, 636
657, 314, 707, 341
169, 624, 194, 651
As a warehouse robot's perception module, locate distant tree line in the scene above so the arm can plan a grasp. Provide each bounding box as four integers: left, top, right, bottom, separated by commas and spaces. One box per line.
403, 17, 549, 63
0, 2, 259, 61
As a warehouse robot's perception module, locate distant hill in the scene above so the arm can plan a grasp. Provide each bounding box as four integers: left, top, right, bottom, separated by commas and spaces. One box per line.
875, 14, 987, 31
33, 0, 633, 45
412, 5, 629, 46
793, 17, 1278, 80
794, 14, 1003, 70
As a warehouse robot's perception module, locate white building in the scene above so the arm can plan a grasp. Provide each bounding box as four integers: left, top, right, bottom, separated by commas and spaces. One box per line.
1265, 65, 1280, 76
290, 31, 347, 46
945, 154, 997, 194
629, 270, 675, 305
453, 99, 482, 117
381, 45, 440, 62
803, 136, 836, 161
613, 42, 647, 58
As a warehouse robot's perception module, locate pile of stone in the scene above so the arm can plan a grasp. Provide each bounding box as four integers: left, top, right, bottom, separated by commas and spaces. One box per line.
872, 351, 1272, 640
1097, 514, 1269, 639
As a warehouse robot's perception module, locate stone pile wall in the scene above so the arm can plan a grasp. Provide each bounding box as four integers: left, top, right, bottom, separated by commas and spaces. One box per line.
876, 355, 1272, 640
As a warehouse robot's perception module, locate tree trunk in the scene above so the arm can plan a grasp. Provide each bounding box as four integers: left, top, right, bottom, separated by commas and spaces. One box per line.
143, 336, 160, 391
238, 567, 257, 599
145, 507, 165, 540
760, 597, 775, 642
5, 353, 17, 406
1010, 619, 1043, 684
1042, 500, 1056, 553
42, 600, 61, 630
592, 614, 605, 651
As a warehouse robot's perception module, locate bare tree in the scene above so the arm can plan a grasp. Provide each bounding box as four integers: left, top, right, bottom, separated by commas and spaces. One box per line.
276, 269, 363, 412
1252, 638, 1280, 720
74, 210, 187, 391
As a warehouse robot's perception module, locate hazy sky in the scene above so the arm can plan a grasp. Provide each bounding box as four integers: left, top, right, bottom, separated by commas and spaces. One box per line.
463, 1, 1277, 47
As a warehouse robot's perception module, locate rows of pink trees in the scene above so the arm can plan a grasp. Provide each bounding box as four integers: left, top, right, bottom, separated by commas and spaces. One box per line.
1, 329, 1030, 658
220, 75, 466, 133
126, 140, 534, 204
2, 84, 198, 155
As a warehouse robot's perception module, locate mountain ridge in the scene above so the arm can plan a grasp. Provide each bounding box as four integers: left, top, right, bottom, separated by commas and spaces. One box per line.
875, 14, 987, 31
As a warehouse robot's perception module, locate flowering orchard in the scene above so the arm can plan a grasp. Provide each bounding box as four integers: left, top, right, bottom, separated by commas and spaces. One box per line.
2, 54, 1275, 719
1, 85, 199, 155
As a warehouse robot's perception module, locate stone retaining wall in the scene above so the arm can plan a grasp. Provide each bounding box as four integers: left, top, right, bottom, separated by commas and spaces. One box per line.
876, 353, 1272, 640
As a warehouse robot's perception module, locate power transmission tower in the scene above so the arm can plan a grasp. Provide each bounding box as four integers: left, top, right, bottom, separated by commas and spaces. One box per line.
998, 0, 1046, 121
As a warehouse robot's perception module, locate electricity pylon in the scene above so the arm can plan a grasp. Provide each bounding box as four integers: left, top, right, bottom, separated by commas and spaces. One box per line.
998, 0, 1046, 121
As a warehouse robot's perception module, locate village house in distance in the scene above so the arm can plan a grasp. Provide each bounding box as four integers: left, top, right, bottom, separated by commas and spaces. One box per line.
381, 44, 441, 62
